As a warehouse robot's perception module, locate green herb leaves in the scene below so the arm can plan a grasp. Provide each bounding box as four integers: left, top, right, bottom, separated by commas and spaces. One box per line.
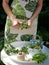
20, 23, 28, 29
32, 53, 48, 63
25, 0, 37, 12
12, 4, 27, 20
21, 34, 33, 41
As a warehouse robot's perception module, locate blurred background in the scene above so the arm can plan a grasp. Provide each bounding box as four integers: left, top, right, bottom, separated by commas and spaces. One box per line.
0, 0, 49, 65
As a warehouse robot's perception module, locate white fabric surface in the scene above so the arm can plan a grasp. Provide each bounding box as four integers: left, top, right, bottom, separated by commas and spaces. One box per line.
1, 46, 49, 65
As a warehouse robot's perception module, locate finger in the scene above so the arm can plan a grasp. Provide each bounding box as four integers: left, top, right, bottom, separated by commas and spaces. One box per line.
18, 20, 22, 24
12, 24, 17, 27
12, 24, 19, 29
27, 20, 31, 26
12, 19, 18, 26
19, 20, 26, 24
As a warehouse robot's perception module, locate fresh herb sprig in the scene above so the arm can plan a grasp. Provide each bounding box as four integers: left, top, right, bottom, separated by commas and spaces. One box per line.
20, 47, 29, 54
28, 42, 41, 49
32, 53, 48, 63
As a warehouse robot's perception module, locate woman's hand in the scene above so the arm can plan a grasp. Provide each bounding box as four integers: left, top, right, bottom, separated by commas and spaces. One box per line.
10, 15, 26, 28
18, 19, 26, 24
10, 15, 19, 29
27, 19, 33, 26
12, 19, 20, 29
12, 19, 26, 29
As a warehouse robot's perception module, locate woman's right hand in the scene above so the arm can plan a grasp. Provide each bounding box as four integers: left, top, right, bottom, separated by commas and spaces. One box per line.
10, 15, 18, 26
12, 18, 20, 29
10, 15, 26, 28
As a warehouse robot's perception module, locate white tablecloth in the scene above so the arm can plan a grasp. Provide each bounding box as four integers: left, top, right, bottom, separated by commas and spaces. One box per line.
1, 46, 49, 65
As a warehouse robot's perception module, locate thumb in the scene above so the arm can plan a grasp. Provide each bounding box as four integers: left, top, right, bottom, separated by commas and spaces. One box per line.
28, 20, 31, 26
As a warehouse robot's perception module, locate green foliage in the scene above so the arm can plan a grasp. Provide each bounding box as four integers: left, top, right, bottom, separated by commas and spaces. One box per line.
20, 23, 28, 29
11, 0, 18, 6
0, 60, 5, 65
21, 34, 33, 41
37, 0, 49, 42
32, 53, 48, 63
37, 30, 49, 42
38, 0, 49, 32
0, 7, 6, 25
25, 0, 37, 12
0, 38, 4, 51
12, 2, 27, 20
20, 47, 28, 54
28, 42, 41, 49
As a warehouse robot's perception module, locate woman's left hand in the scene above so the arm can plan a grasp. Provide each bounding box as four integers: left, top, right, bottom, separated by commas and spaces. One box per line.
27, 19, 32, 26
18, 19, 33, 27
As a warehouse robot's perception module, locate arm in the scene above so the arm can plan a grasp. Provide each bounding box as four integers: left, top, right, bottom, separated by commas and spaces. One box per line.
31, 0, 43, 20
2, 0, 26, 27
28, 0, 43, 25
2, 0, 15, 19
2, 0, 19, 26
